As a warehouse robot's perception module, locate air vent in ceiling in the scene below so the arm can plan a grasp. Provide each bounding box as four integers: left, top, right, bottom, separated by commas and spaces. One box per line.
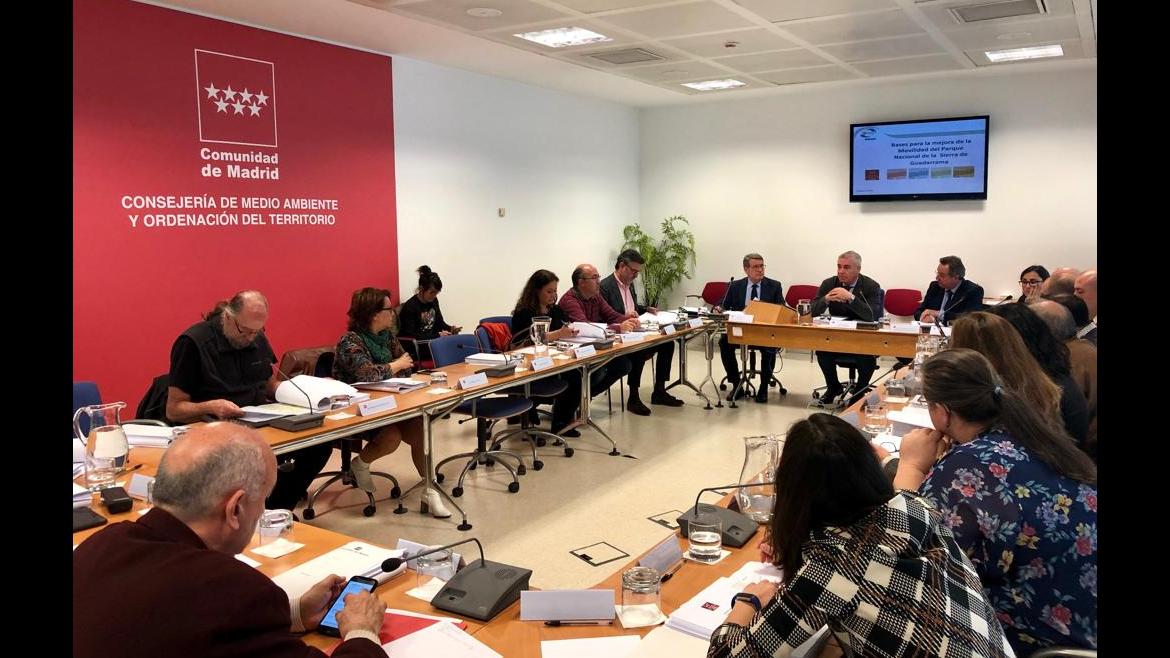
949, 0, 1046, 23
586, 48, 665, 65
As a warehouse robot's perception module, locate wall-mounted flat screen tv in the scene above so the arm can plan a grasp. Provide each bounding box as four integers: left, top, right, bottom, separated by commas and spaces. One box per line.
850, 115, 989, 202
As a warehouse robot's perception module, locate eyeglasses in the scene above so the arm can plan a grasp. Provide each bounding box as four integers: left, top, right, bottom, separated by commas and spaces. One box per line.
579, 275, 600, 280
1019, 279, 1043, 285
747, 263, 766, 270
232, 315, 262, 338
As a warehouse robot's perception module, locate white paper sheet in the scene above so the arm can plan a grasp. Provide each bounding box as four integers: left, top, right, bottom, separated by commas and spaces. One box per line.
541, 635, 640, 658
625, 626, 709, 658
275, 375, 358, 411
270, 541, 405, 599
382, 618, 501, 657
250, 537, 304, 559
568, 322, 607, 339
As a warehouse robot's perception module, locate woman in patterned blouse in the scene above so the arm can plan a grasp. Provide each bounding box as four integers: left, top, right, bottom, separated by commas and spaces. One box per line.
708, 413, 1013, 658
895, 348, 1097, 653
333, 287, 449, 518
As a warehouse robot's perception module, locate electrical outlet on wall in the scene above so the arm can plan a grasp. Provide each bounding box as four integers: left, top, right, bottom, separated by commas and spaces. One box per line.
498, 208, 506, 218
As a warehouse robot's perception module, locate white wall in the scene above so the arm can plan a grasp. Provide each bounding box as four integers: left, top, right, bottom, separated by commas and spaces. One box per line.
393, 57, 640, 325
640, 65, 1097, 304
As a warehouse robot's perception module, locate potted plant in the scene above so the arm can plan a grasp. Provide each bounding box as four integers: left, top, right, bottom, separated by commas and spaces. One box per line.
620, 215, 696, 308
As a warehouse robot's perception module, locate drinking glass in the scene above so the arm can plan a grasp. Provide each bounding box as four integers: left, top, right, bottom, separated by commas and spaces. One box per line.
863, 402, 890, 435
415, 548, 455, 590
796, 299, 812, 325
688, 515, 722, 562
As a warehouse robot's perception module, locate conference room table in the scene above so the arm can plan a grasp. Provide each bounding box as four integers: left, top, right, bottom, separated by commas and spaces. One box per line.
75, 464, 764, 656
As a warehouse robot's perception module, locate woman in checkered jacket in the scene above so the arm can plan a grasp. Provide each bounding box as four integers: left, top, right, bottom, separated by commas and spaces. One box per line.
708, 413, 1013, 658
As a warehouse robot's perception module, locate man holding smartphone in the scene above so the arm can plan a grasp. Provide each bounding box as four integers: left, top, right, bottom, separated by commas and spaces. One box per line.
73, 423, 387, 658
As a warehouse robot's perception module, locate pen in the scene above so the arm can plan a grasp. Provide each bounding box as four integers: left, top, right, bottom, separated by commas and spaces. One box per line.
659, 562, 684, 582
124, 463, 143, 473
544, 620, 613, 627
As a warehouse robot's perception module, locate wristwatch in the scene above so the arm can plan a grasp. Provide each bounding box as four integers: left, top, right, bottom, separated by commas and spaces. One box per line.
731, 592, 762, 614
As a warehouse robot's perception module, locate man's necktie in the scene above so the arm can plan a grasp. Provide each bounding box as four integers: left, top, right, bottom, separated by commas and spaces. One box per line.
940, 289, 952, 321
751, 283, 759, 301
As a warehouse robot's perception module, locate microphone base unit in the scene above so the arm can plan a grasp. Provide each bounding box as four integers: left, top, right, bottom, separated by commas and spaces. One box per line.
430, 559, 533, 621
269, 412, 325, 432
676, 503, 760, 548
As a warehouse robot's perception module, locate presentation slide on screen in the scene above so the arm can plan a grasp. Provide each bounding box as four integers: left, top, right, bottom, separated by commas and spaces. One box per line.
851, 118, 987, 196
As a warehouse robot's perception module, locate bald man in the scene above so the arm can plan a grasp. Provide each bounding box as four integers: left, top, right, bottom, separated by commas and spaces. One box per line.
1075, 269, 1097, 320
73, 424, 386, 658
559, 264, 637, 409
165, 290, 332, 511
1030, 300, 1097, 459
1041, 267, 1079, 297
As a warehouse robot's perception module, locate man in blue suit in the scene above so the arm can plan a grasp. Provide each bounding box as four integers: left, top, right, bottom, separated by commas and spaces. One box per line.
914, 255, 985, 326
716, 253, 784, 403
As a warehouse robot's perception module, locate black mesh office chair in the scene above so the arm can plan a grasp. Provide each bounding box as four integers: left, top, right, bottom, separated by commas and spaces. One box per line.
301, 351, 402, 519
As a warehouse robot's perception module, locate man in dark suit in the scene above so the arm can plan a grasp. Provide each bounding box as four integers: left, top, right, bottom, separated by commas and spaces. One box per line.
598, 249, 684, 415
914, 255, 985, 326
717, 253, 785, 403
73, 423, 386, 658
810, 250, 884, 406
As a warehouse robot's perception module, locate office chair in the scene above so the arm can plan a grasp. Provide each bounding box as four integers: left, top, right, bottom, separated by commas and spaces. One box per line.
883, 288, 922, 319
301, 351, 402, 520
430, 334, 531, 497
685, 280, 730, 309
784, 284, 819, 362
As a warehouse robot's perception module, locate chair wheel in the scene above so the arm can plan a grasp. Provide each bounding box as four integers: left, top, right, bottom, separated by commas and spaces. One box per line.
535, 437, 547, 447
302, 508, 316, 521
436, 473, 445, 484
517, 465, 527, 476
452, 486, 464, 497
389, 486, 401, 498
564, 447, 575, 458
508, 482, 520, 493
363, 505, 375, 517
469, 462, 478, 471
719, 383, 727, 390
779, 387, 788, 395
532, 460, 544, 471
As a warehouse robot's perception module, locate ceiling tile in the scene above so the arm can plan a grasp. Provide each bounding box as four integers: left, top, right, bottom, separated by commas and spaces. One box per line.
662, 28, 796, 58
713, 48, 829, 73
820, 34, 943, 62
938, 15, 1080, 51
781, 9, 925, 45
564, 43, 683, 66
853, 53, 963, 76
618, 60, 730, 81
391, 0, 572, 32
731, 0, 895, 24
551, 0, 679, 14
918, 0, 1074, 29
598, 1, 755, 39
755, 65, 855, 85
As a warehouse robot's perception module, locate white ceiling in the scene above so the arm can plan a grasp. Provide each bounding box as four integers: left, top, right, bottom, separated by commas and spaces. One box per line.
143, 0, 1096, 106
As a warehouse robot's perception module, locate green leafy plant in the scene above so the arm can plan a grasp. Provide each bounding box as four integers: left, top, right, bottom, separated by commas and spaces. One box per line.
620, 215, 696, 308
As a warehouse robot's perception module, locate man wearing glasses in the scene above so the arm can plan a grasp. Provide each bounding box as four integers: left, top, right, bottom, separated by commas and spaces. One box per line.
165, 289, 332, 511
559, 263, 637, 408
715, 253, 784, 403
598, 249, 684, 415
914, 255, 985, 326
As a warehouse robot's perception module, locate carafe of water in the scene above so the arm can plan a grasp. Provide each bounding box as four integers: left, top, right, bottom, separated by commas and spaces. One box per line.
530, 316, 552, 356
737, 434, 782, 523
73, 402, 129, 491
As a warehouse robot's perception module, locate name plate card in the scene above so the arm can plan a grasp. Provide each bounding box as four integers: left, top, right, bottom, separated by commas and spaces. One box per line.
531, 356, 554, 371
638, 535, 685, 575
661, 324, 676, 336
572, 345, 597, 358
688, 318, 703, 329
619, 332, 645, 343
458, 372, 488, 389
357, 396, 397, 416
519, 589, 617, 621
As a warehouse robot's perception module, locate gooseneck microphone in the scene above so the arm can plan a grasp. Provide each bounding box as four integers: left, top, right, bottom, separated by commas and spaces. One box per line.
381, 537, 531, 621
676, 481, 775, 548
993, 294, 1014, 306
717, 276, 735, 311
854, 288, 876, 322
268, 365, 325, 432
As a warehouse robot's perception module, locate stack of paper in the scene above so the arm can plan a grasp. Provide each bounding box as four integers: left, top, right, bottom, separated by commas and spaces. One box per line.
665, 561, 785, 640
354, 378, 427, 393
122, 423, 175, 448
382, 621, 501, 657
639, 311, 679, 326
464, 353, 509, 366
239, 402, 307, 424
275, 375, 359, 411
568, 322, 607, 339
73, 483, 92, 508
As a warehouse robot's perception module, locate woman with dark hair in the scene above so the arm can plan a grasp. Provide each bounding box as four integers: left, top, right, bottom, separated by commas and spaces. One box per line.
510, 270, 582, 436
708, 413, 1012, 658
950, 312, 1088, 445
894, 349, 1097, 654
398, 266, 461, 359
1017, 265, 1050, 303
989, 302, 1096, 455
333, 287, 449, 518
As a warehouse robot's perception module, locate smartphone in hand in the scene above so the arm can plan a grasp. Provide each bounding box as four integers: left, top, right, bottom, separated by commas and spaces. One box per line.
317, 576, 378, 636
